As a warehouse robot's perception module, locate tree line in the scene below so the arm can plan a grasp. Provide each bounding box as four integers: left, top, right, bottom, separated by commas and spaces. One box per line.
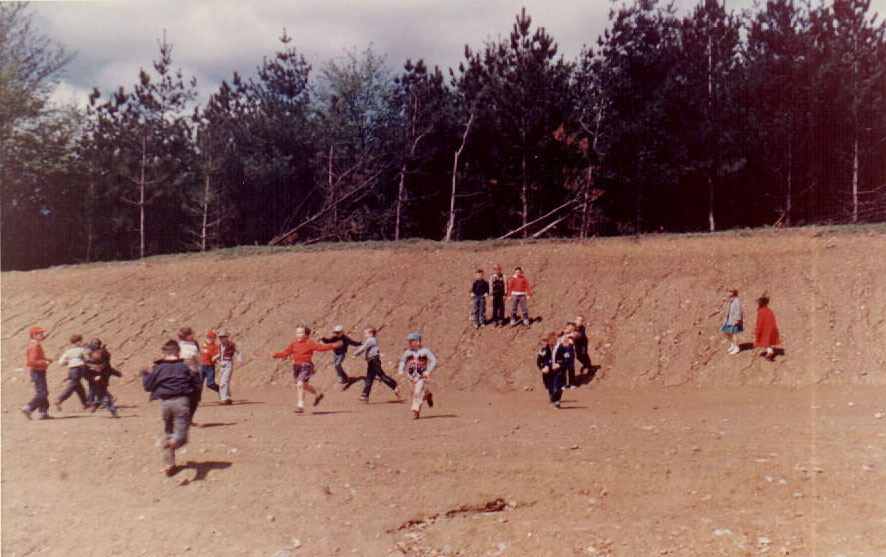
2, 0, 885, 270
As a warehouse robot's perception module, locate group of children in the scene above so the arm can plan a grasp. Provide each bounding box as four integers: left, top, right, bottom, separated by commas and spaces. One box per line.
720, 289, 782, 361
535, 316, 594, 408
470, 265, 533, 328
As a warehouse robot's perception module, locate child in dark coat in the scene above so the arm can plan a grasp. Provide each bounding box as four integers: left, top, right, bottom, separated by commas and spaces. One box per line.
85, 341, 121, 417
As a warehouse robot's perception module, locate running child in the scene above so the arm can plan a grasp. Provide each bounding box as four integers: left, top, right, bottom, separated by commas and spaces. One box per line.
271, 326, 337, 413
490, 265, 507, 327
55, 334, 90, 411
560, 322, 579, 389
84, 341, 121, 417
353, 327, 400, 402
199, 330, 220, 393
398, 332, 437, 419
216, 330, 243, 406
22, 325, 52, 420
470, 269, 490, 329
754, 295, 781, 361
140, 339, 199, 476
320, 325, 362, 385
551, 334, 575, 408
536, 332, 560, 406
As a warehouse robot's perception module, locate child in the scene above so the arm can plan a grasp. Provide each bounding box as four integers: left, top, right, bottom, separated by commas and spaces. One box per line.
551, 335, 574, 408
140, 340, 199, 476
84, 338, 112, 405
754, 295, 781, 361
573, 316, 592, 375
490, 264, 507, 326
271, 326, 337, 413
178, 327, 202, 373
559, 323, 579, 389
55, 334, 90, 411
353, 327, 400, 402
398, 332, 438, 419
199, 331, 220, 393
216, 330, 243, 405
536, 332, 559, 406
84, 341, 121, 417
507, 266, 532, 326
22, 325, 52, 420
470, 269, 490, 329
721, 289, 743, 355
320, 325, 362, 385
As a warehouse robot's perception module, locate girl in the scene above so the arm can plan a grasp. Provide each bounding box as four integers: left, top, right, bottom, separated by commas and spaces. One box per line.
271, 326, 337, 412
721, 289, 743, 354
754, 295, 781, 361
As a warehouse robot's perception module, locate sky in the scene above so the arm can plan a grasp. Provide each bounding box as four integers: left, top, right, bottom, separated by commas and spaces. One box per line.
31, 0, 886, 108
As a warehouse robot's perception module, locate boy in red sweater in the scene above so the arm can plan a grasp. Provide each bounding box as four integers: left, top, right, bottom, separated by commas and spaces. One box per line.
271, 326, 338, 412
22, 326, 52, 420
507, 266, 532, 326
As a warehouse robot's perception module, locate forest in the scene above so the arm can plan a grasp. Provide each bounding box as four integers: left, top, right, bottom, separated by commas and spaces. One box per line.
2, 0, 885, 270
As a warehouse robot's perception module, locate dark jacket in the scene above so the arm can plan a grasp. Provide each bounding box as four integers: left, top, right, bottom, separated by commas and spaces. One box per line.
471, 279, 490, 297
141, 359, 197, 401
554, 343, 575, 369
536, 345, 553, 372
319, 334, 361, 356
490, 274, 506, 298
574, 325, 589, 355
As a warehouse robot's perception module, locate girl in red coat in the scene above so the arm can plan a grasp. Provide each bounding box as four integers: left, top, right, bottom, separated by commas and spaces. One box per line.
754, 296, 781, 361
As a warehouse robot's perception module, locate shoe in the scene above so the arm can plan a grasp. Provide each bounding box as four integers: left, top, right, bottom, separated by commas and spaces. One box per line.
412, 410, 420, 420
220, 399, 233, 406
313, 393, 324, 407
554, 401, 561, 409
523, 319, 530, 326
110, 411, 120, 419
569, 386, 577, 390
110, 396, 117, 404
358, 395, 368, 403
164, 466, 176, 477
38, 414, 52, 420
393, 386, 402, 399
21, 406, 32, 420
90, 404, 98, 413
295, 406, 304, 413
54, 401, 63, 412
510, 319, 516, 326
425, 392, 434, 408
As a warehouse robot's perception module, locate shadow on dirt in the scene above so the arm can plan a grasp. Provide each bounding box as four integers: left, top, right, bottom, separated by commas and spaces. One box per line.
176, 460, 232, 481
196, 422, 237, 429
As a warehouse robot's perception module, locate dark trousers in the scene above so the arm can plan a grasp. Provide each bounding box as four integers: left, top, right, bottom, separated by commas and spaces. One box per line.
198, 364, 219, 391
92, 382, 118, 415
564, 361, 576, 387
361, 358, 397, 398
472, 296, 486, 327
26, 369, 50, 416
57, 366, 88, 406
492, 295, 505, 324
543, 369, 565, 403
333, 353, 349, 383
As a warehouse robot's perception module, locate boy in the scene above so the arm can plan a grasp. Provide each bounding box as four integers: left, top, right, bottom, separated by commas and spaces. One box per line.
573, 316, 592, 375
556, 327, 578, 390
84, 341, 121, 417
490, 265, 506, 326
551, 335, 575, 408
320, 325, 362, 385
398, 332, 437, 419
470, 269, 490, 329
178, 327, 202, 417
353, 327, 400, 402
216, 330, 243, 405
55, 334, 90, 411
507, 266, 532, 326
199, 330, 220, 393
537, 332, 558, 405
22, 325, 52, 420
271, 326, 337, 413
141, 340, 199, 476
83, 338, 112, 406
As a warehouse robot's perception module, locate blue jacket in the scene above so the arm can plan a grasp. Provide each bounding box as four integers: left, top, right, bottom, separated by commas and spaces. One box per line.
141, 359, 196, 401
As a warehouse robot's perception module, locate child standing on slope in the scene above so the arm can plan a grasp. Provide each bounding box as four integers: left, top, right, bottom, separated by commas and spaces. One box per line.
507, 267, 532, 326
754, 295, 781, 361
22, 326, 52, 420
353, 327, 401, 402
490, 265, 507, 327
271, 326, 337, 413
536, 332, 559, 406
216, 330, 243, 406
470, 269, 490, 329
721, 289, 743, 355
398, 332, 437, 419
141, 340, 199, 476
55, 334, 90, 411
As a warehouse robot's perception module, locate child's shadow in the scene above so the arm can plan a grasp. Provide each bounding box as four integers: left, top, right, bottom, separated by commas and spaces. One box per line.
576, 365, 601, 386
177, 460, 231, 481
738, 342, 755, 352
342, 377, 365, 391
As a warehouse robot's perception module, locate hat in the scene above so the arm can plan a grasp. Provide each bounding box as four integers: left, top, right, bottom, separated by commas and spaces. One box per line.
28, 326, 45, 336
207, 331, 218, 339
217, 329, 229, 337
406, 332, 422, 342
333, 325, 344, 333
90, 338, 103, 348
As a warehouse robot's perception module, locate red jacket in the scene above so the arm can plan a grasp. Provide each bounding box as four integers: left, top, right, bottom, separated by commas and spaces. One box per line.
754, 306, 781, 348
506, 275, 532, 297
201, 342, 219, 365
273, 338, 335, 365
26, 340, 50, 371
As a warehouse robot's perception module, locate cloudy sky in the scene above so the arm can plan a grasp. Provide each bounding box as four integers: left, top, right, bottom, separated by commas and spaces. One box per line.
33, 0, 886, 107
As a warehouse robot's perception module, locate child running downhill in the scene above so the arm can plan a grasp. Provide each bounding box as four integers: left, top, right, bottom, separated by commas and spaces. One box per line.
353, 327, 401, 402
55, 334, 90, 411
271, 326, 338, 413
398, 332, 437, 420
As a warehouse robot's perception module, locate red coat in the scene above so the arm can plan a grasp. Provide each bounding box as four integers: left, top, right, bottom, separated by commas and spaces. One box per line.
754, 306, 781, 348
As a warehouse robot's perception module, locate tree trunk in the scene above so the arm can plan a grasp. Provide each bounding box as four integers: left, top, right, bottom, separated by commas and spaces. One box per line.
395, 164, 406, 241
200, 172, 211, 252
786, 138, 792, 227
707, 32, 716, 233
521, 150, 529, 238
444, 110, 475, 242
852, 134, 859, 223
139, 136, 147, 260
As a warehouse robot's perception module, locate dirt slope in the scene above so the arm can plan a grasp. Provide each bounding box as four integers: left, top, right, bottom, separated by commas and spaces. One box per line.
3, 228, 886, 556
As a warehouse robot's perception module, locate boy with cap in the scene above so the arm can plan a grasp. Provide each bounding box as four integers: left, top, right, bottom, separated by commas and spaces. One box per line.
199, 331, 220, 393
353, 327, 401, 402
470, 269, 490, 329
398, 332, 438, 419
507, 267, 532, 326
22, 325, 52, 420
320, 325, 362, 385
141, 340, 199, 476
216, 330, 243, 405
271, 326, 337, 412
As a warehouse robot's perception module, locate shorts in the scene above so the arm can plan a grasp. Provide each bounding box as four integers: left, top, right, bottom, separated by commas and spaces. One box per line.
292, 362, 315, 383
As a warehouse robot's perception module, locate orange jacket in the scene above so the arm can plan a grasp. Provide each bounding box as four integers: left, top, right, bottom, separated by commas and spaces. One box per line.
754, 306, 781, 348
273, 338, 335, 364
201, 342, 220, 365
506, 275, 532, 297
26, 340, 50, 371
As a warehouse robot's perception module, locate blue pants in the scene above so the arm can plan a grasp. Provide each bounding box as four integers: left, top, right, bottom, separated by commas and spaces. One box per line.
332, 353, 349, 383
57, 366, 88, 406
361, 358, 397, 398
92, 383, 118, 415
199, 365, 219, 391
543, 369, 565, 403
26, 369, 49, 416
472, 296, 487, 327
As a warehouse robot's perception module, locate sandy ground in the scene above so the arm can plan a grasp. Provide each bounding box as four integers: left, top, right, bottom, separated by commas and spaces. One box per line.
3, 228, 886, 555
